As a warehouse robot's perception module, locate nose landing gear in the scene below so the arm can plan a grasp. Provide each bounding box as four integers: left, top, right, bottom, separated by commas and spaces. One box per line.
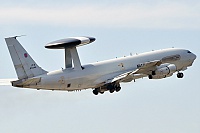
177, 72, 184, 78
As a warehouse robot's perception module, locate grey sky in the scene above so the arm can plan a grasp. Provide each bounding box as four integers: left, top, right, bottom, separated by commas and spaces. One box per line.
0, 1, 199, 133
0, 1, 200, 29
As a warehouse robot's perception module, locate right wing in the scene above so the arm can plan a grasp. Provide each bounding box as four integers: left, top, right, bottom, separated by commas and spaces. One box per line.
131, 60, 162, 74
93, 60, 162, 88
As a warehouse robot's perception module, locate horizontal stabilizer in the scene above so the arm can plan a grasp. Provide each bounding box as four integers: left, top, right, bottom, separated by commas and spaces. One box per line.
12, 78, 41, 87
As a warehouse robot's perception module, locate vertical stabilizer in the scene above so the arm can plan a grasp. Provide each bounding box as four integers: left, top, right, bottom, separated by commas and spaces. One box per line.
5, 37, 47, 79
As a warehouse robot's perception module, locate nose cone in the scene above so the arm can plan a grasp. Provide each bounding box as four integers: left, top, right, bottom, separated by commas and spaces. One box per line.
192, 53, 197, 60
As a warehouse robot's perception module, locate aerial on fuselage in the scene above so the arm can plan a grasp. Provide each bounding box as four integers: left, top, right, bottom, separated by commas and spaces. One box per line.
4, 36, 196, 95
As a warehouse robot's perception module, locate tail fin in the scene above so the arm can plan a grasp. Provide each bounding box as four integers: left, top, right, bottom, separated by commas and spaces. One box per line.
5, 36, 47, 80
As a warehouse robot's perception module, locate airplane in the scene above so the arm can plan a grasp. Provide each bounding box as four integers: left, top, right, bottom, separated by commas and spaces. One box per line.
4, 36, 196, 95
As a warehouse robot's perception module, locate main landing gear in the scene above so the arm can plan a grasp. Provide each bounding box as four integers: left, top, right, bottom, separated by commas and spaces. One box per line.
177, 72, 184, 78
93, 89, 99, 95
93, 83, 121, 95
107, 84, 121, 93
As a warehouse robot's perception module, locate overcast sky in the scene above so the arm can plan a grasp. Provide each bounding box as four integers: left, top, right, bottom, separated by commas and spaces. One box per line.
0, 1, 200, 133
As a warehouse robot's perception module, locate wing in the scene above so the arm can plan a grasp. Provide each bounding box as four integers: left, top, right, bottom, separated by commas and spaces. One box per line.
94, 60, 162, 87
131, 60, 162, 74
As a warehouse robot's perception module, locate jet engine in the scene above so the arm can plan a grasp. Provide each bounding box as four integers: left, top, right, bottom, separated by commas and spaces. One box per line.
149, 64, 177, 79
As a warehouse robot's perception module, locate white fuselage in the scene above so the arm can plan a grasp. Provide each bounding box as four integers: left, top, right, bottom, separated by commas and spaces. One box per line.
32, 48, 196, 91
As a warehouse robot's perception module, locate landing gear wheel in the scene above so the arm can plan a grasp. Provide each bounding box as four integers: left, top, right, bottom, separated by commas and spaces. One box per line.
100, 91, 104, 94
116, 87, 121, 92
148, 75, 153, 79
177, 72, 184, 78
107, 84, 115, 93
93, 89, 99, 95
109, 88, 115, 93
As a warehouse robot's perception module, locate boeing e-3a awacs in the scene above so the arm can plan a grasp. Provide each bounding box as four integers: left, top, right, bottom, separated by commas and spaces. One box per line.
5, 36, 196, 95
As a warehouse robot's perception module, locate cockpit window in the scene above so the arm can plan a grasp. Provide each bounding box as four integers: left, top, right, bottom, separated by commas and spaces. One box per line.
187, 50, 191, 53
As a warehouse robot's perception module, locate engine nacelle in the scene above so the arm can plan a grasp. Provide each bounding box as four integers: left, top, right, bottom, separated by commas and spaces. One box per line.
149, 73, 173, 79
155, 64, 176, 75
149, 64, 177, 79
